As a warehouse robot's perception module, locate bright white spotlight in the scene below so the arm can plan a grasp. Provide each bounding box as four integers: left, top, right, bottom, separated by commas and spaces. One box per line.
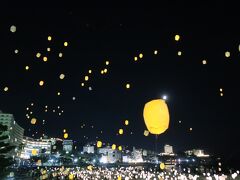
162, 95, 167, 100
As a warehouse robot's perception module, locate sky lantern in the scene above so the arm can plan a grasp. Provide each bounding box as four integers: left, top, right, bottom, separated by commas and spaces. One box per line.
59, 74, 65, 80
175, 34, 180, 41
119, 129, 123, 135
36, 53, 41, 58
124, 120, 129, 126
126, 83, 130, 89
59, 52, 63, 58
134, 57, 138, 61
177, 51, 182, 56
10, 25, 16, 33
39, 80, 44, 86
88, 70, 92, 74
220, 88, 223, 92
144, 130, 149, 136
43, 56, 48, 62
63, 129, 66, 133
97, 141, 102, 148
105, 61, 110, 65
160, 163, 165, 170
14, 49, 19, 54
47, 48, 51, 52
112, 144, 116, 150
202, 60, 207, 65
47, 36, 52, 41
154, 50, 158, 55
4, 87, 9, 92
143, 99, 170, 135
64, 42, 68, 47
225, 51, 230, 58
118, 146, 122, 151
32, 149, 38, 156
25, 66, 30, 70
104, 68, 108, 73
190, 127, 193, 131
139, 53, 143, 59
64, 133, 68, 139
57, 92, 61, 96
31, 118, 37, 125
220, 93, 224, 96
85, 76, 89, 81
81, 83, 84, 87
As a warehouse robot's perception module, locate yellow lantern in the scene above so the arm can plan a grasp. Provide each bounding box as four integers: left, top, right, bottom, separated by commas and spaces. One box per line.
177, 51, 182, 56
154, 50, 158, 55
160, 163, 165, 170
112, 144, 116, 150
48, 36, 52, 41
88, 70, 92, 74
64, 42, 68, 47
4, 87, 9, 92
126, 84, 130, 89
143, 99, 170, 135
124, 120, 129, 126
32, 149, 38, 156
59, 74, 65, 80
69, 174, 74, 180
139, 53, 143, 59
43, 56, 48, 62
134, 57, 138, 61
105, 61, 109, 65
104, 68, 108, 73
36, 53, 41, 58
118, 146, 122, 151
175, 34, 180, 41
97, 141, 102, 148
85, 76, 89, 81
39, 81, 44, 86
64, 133, 68, 139
31, 118, 37, 125
25, 66, 30, 70
87, 165, 93, 171
225, 51, 230, 58
119, 129, 123, 135
144, 130, 149, 136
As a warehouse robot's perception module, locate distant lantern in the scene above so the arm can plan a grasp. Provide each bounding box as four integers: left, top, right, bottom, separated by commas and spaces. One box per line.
103, 68, 108, 73
89, 87, 92, 91
64, 133, 68, 139
220, 93, 224, 96
118, 146, 122, 151
36, 53, 41, 58
143, 99, 170, 135
81, 83, 85, 87
47, 48, 51, 52
202, 60, 207, 65
57, 92, 61, 96
160, 163, 165, 170
59, 53, 63, 58
134, 57, 138, 61
177, 51, 182, 56
139, 53, 143, 59
72, 97, 76, 101
97, 141, 102, 148
119, 129, 123, 135
126, 83, 130, 89
220, 88, 223, 92
154, 50, 158, 55
88, 70, 92, 74
106, 61, 110, 65
31, 118, 37, 125
4, 87, 9, 92
43, 56, 48, 62
14, 49, 19, 54
32, 149, 38, 156
175, 34, 180, 41
64, 42, 68, 47
144, 130, 149, 136
69, 174, 74, 180
85, 76, 89, 81
225, 51, 230, 58
101, 70, 104, 74
48, 36, 52, 41
39, 80, 44, 86
190, 128, 193, 131
125, 120, 129, 126
59, 74, 65, 80
112, 144, 116, 150
10, 25, 16, 33
25, 66, 30, 70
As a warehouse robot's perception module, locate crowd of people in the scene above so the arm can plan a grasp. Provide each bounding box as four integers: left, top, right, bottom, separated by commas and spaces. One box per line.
22, 166, 240, 180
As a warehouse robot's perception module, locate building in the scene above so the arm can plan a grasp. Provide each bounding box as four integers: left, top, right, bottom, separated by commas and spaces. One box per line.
164, 144, 173, 154
185, 149, 210, 157
0, 111, 24, 147
132, 147, 143, 163
19, 136, 52, 159
98, 146, 121, 163
62, 140, 73, 153
83, 145, 94, 154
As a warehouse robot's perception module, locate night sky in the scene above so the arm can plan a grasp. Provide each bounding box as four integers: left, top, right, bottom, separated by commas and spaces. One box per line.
1, 3, 240, 166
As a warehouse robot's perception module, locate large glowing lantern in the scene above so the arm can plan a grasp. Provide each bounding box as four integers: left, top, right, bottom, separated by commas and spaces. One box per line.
119, 129, 123, 135
64, 133, 68, 139
112, 144, 116, 150
31, 118, 37, 125
160, 163, 165, 170
97, 141, 102, 148
124, 120, 129, 126
143, 99, 170, 135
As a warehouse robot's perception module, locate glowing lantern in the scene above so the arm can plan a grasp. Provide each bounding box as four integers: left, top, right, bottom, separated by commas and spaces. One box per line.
64, 133, 68, 139
220, 88, 223, 92
104, 68, 108, 73
47, 36, 52, 41
144, 130, 149, 136
72, 97, 76, 101
64, 42, 68, 47
97, 141, 102, 148
118, 146, 122, 151
63, 129, 66, 133
125, 120, 129, 125
139, 53, 143, 59
59, 53, 63, 58
87, 165, 93, 171
126, 84, 130, 89
88, 70, 92, 74
31, 118, 37, 125
4, 87, 9, 92
14, 49, 19, 54
25, 66, 30, 70
81, 83, 84, 87
134, 57, 138, 61
32, 149, 38, 156
154, 50, 158, 55
225, 51, 230, 58
85, 76, 89, 81
177, 51, 182, 56
57, 92, 61, 96
47, 48, 51, 52
43, 57, 48, 62
175, 35, 180, 41
202, 60, 207, 65
39, 81, 44, 86
220, 93, 224, 96
101, 70, 104, 74
106, 61, 109, 65
59, 74, 65, 80
10, 25, 16, 33
36, 53, 41, 58
160, 163, 165, 170
119, 129, 123, 135
143, 99, 170, 135
190, 128, 193, 131
112, 144, 116, 150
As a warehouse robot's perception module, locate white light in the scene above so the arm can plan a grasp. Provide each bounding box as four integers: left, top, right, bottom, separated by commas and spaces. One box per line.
162, 95, 167, 100
100, 156, 108, 164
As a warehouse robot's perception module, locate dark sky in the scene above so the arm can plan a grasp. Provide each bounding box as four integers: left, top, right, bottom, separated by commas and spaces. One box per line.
1, 2, 240, 166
